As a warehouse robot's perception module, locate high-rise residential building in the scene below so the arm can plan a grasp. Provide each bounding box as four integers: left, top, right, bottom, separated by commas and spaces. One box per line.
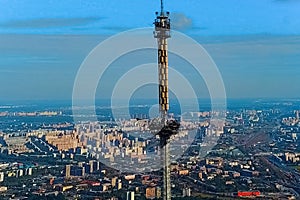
146, 187, 156, 199
26, 168, 33, 176
111, 177, 117, 187
126, 191, 135, 200
45, 131, 82, 151
0, 172, 4, 182
118, 180, 122, 190
18, 169, 23, 177
89, 160, 94, 173
65, 165, 71, 179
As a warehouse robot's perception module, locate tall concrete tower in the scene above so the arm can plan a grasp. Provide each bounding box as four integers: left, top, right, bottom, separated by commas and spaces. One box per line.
154, 1, 179, 199
154, 0, 170, 119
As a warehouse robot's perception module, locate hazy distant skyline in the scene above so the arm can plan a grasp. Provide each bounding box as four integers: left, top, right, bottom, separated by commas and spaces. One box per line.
0, 0, 300, 100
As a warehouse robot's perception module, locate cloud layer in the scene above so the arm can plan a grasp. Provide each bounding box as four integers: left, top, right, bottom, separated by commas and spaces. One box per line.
170, 13, 192, 31
0, 17, 102, 29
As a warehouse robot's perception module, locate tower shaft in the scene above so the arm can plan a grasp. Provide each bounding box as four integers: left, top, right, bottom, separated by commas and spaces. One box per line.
158, 38, 169, 118
158, 37, 171, 200
160, 138, 171, 200
154, 4, 171, 199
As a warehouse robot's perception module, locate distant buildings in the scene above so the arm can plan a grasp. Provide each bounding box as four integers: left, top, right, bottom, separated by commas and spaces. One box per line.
64, 161, 101, 178
3, 135, 31, 154
0, 172, 4, 182
182, 187, 191, 197
2, 104, 300, 199
126, 191, 135, 200
145, 187, 161, 199
65, 165, 71, 179
45, 131, 83, 151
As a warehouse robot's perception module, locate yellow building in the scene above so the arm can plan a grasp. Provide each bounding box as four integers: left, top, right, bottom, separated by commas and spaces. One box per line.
45, 131, 82, 151
146, 187, 156, 199
62, 185, 73, 192
179, 169, 189, 176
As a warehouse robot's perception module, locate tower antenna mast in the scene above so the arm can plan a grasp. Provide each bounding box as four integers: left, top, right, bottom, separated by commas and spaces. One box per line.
161, 0, 164, 14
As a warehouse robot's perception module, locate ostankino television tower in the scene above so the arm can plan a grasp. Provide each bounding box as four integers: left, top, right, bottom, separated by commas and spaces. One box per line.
153, 1, 179, 199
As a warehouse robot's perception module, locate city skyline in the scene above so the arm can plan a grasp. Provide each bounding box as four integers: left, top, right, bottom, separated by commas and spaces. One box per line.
1, 1, 300, 199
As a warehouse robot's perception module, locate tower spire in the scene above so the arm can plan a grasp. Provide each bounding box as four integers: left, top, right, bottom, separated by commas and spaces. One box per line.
161, 0, 164, 15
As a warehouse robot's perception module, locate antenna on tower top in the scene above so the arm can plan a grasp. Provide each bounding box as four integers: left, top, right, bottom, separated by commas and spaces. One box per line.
161, 0, 164, 15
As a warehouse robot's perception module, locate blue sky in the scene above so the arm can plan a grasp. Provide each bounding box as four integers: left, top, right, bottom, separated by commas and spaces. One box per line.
1, 0, 300, 35
0, 0, 300, 101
